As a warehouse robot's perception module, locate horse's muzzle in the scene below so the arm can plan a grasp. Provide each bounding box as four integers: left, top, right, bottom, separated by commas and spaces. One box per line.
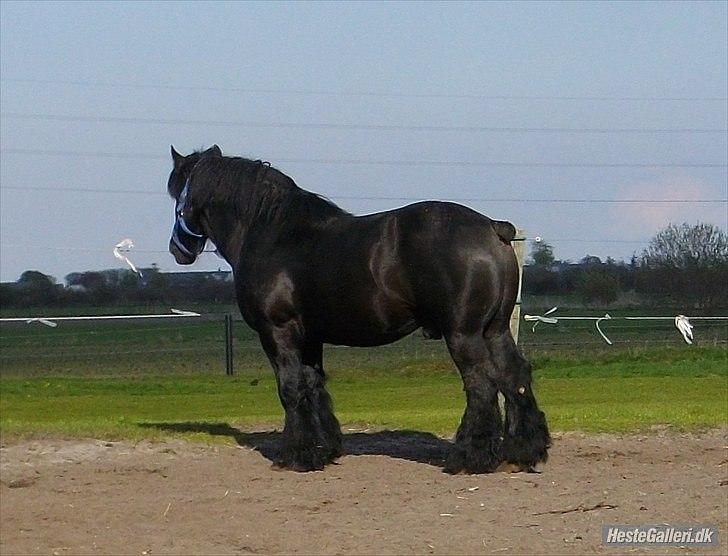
169, 238, 197, 264
169, 218, 206, 265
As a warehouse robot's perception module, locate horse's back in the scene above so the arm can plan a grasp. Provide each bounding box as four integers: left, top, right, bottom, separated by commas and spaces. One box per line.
237, 200, 517, 344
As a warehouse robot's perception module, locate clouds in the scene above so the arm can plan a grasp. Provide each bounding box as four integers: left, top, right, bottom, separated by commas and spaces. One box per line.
610, 172, 727, 240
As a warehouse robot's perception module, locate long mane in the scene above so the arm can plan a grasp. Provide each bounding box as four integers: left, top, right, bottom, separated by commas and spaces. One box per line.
188, 154, 350, 230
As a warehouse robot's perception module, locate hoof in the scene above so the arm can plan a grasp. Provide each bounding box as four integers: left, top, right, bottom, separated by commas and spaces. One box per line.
501, 433, 550, 470
502, 409, 551, 469
443, 447, 466, 474
327, 433, 343, 461
495, 461, 537, 473
444, 443, 501, 474
277, 445, 331, 472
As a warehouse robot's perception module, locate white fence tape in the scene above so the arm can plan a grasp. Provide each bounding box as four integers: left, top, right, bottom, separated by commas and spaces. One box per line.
113, 238, 143, 276
524, 307, 728, 345
0, 309, 201, 327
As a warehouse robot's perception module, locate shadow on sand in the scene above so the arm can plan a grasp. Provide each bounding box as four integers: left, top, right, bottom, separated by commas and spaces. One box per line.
138, 422, 451, 469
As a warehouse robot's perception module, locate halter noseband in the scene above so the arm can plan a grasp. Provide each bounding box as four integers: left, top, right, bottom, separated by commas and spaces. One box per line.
171, 180, 207, 258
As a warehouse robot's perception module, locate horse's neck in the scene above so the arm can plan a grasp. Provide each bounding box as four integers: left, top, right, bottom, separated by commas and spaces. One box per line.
209, 181, 347, 268
207, 212, 248, 270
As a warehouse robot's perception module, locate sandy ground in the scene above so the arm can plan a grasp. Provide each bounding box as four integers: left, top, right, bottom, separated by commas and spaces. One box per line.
1, 427, 726, 555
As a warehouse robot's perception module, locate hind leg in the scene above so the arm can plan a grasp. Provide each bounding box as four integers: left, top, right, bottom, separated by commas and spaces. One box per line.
444, 332, 503, 474
485, 332, 550, 471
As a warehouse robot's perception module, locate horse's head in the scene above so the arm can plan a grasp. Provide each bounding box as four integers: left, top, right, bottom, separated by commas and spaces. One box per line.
167, 145, 221, 265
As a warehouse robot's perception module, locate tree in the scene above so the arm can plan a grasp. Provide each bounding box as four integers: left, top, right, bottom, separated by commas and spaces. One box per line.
638, 222, 728, 308
642, 222, 727, 269
138, 266, 170, 303
15, 270, 59, 306
576, 270, 620, 306
529, 241, 555, 267
18, 270, 56, 287
580, 255, 602, 266
66, 271, 118, 304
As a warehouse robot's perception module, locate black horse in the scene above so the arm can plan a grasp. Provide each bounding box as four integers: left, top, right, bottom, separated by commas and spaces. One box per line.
167, 145, 550, 473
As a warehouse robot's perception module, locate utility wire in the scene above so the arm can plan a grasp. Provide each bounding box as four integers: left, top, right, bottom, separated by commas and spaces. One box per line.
334, 195, 726, 204
3, 112, 725, 134
2, 148, 725, 168
2, 77, 726, 102
2, 237, 653, 253
1, 184, 725, 204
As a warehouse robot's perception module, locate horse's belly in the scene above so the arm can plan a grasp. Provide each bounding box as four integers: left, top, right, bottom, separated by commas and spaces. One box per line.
322, 320, 419, 347
313, 295, 418, 347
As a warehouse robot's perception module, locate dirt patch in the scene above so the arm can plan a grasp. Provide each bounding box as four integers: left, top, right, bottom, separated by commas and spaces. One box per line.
1, 428, 726, 555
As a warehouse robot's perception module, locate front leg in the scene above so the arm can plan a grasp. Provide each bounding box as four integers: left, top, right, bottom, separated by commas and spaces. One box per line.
301, 342, 343, 461
260, 324, 341, 471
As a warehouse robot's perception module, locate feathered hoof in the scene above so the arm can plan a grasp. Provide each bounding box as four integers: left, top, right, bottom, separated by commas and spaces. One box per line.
273, 438, 342, 473
501, 417, 551, 470
495, 461, 537, 473
275, 445, 333, 472
443, 443, 501, 474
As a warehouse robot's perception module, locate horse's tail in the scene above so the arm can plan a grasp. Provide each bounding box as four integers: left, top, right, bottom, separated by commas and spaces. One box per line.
492, 219, 517, 244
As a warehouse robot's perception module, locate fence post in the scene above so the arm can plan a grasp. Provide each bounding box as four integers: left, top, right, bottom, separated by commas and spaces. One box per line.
224, 314, 234, 376
510, 229, 526, 344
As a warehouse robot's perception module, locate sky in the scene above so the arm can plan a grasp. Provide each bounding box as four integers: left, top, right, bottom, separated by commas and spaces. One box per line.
1, 0, 726, 283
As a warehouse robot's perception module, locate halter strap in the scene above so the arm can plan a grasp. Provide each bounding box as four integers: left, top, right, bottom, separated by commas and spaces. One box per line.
176, 180, 205, 238
171, 226, 196, 256
178, 214, 205, 238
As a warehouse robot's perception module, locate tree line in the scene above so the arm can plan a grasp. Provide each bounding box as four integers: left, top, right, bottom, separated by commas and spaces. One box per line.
0, 266, 236, 309
2, 222, 726, 310
526, 222, 727, 307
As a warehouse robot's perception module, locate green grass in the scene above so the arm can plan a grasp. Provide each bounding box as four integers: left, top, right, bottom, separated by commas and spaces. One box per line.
1, 306, 726, 442
1, 347, 725, 442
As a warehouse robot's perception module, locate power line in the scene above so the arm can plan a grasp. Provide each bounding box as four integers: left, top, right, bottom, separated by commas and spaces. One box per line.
285, 159, 728, 169
0, 245, 171, 253
2, 77, 726, 102
1, 184, 725, 204
0, 185, 163, 195
546, 238, 649, 244
2, 148, 726, 168
1, 148, 162, 160
4, 112, 725, 134
3, 238, 652, 253
334, 195, 727, 204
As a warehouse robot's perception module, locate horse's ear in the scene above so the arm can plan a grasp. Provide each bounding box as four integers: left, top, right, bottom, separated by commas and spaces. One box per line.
209, 144, 222, 157
171, 145, 184, 169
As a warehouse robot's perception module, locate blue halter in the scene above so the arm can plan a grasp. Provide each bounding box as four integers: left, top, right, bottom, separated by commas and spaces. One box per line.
171, 181, 207, 257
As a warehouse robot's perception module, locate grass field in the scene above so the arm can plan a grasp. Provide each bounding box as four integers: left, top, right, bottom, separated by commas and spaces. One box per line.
1, 314, 725, 440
